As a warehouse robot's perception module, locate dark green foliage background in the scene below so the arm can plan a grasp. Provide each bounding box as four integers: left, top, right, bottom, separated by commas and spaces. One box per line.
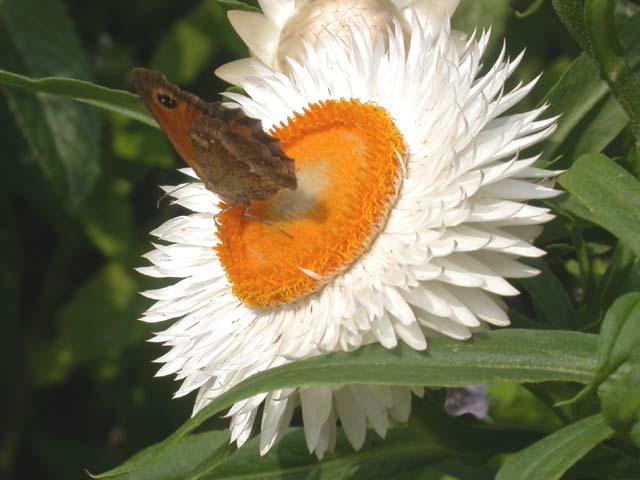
0, 0, 639, 479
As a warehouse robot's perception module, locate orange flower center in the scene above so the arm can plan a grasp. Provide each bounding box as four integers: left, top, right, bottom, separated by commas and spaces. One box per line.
216, 99, 405, 308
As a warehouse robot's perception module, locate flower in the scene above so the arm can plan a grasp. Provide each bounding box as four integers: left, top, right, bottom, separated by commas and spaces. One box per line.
216, 0, 462, 83
445, 385, 491, 420
139, 2, 559, 459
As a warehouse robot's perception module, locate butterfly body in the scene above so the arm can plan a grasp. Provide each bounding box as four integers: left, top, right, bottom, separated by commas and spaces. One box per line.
131, 68, 297, 205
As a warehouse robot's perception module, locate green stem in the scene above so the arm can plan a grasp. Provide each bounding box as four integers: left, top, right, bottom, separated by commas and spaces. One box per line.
586, 0, 640, 147
570, 221, 594, 304
590, 242, 636, 326
551, 0, 594, 55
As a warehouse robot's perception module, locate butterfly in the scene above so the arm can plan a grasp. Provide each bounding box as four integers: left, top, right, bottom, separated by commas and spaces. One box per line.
131, 68, 297, 209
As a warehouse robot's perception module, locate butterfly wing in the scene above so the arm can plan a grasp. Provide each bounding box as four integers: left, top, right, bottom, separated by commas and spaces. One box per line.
189, 113, 271, 204
190, 104, 297, 204
132, 67, 297, 205
131, 68, 208, 178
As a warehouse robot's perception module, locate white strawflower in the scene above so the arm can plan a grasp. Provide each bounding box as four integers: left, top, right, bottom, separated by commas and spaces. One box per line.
139, 3, 559, 459
217, 0, 462, 83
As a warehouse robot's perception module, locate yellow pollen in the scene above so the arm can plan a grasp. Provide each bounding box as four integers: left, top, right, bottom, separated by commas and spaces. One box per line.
216, 99, 406, 307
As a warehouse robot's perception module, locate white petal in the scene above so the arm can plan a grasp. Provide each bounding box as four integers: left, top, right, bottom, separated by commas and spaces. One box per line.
335, 387, 366, 450
258, 0, 295, 27
215, 57, 265, 85
351, 385, 388, 438
447, 286, 510, 326
384, 286, 417, 326
389, 387, 412, 422
480, 179, 560, 200
300, 387, 333, 453
227, 11, 280, 67
394, 319, 428, 350
417, 311, 472, 340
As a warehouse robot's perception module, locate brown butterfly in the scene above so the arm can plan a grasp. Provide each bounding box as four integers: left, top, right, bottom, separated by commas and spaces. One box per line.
131, 68, 297, 209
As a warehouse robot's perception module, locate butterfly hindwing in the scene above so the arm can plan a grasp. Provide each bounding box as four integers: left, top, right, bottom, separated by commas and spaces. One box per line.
190, 112, 281, 204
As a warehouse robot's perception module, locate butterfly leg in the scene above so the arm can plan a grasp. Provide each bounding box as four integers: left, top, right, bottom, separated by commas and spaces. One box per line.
212, 204, 241, 249
156, 183, 191, 208
213, 204, 241, 225
243, 206, 292, 239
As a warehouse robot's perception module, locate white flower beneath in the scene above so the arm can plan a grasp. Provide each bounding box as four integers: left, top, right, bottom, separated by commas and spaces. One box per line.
139, 11, 560, 459
217, 0, 461, 83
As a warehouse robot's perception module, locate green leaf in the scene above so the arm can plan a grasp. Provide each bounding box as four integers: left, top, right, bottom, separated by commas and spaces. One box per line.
562, 293, 640, 405
586, 0, 640, 146
592, 243, 636, 323
599, 347, 640, 442
96, 330, 597, 478
213, 429, 452, 480
592, 292, 640, 393
107, 410, 539, 480
0, 0, 101, 209
517, 259, 576, 329
0, 68, 156, 128
32, 263, 150, 386
548, 94, 629, 168
516, 0, 547, 18
94, 432, 230, 480
216, 0, 261, 13
552, 192, 596, 224
539, 13, 640, 166
559, 154, 640, 257
496, 414, 614, 480
551, 0, 593, 54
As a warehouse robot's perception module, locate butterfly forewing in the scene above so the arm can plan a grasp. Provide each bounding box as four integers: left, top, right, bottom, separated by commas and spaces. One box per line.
131, 67, 297, 205
131, 68, 207, 175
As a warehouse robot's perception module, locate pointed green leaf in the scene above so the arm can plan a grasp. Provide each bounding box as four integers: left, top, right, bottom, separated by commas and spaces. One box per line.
593, 293, 640, 382
496, 414, 614, 480
216, 0, 260, 13
599, 347, 640, 443
539, 13, 640, 166
0, 68, 155, 127
592, 243, 637, 322
213, 428, 453, 480
517, 259, 576, 329
559, 154, 640, 257
0, 0, 101, 209
516, 0, 546, 18
586, 0, 640, 145
551, 0, 592, 54
90, 432, 230, 480
562, 293, 640, 405
96, 330, 597, 478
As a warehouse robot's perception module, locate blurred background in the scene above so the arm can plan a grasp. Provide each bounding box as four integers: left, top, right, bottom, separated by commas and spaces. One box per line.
0, 0, 617, 478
